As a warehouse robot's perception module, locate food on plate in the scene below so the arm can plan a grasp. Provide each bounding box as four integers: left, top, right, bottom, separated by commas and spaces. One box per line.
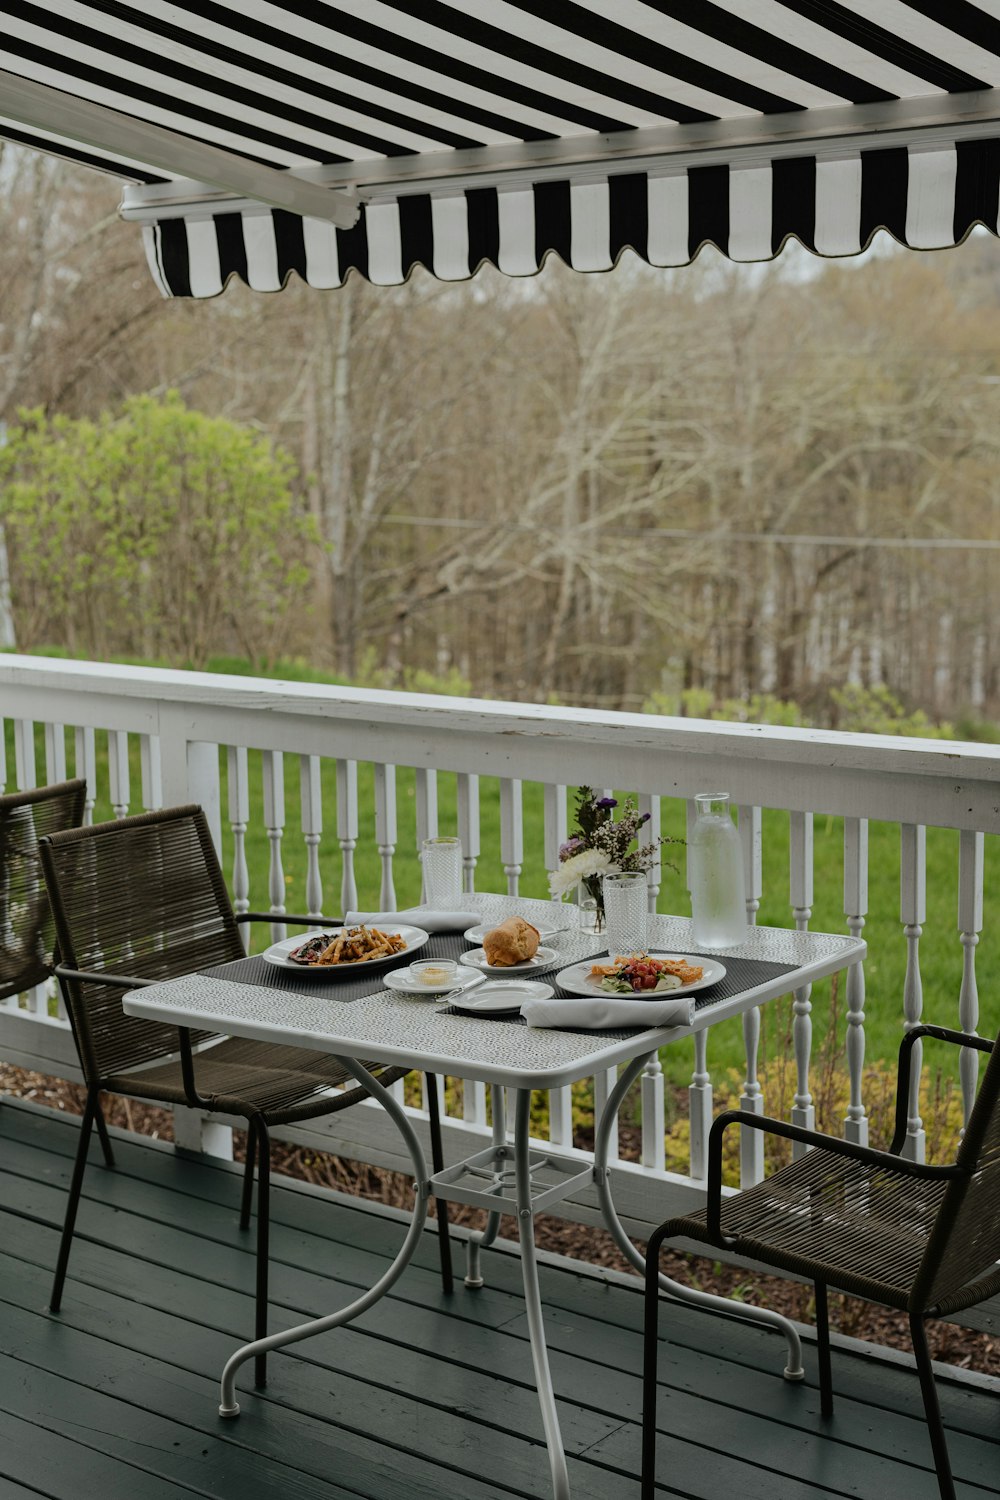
482, 916, 541, 967
590, 954, 704, 995
289, 926, 406, 966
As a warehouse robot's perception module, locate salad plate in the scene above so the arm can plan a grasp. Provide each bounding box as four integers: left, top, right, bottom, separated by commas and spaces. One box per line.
461, 945, 558, 978
262, 925, 430, 976
446, 979, 554, 1016
555, 952, 726, 1000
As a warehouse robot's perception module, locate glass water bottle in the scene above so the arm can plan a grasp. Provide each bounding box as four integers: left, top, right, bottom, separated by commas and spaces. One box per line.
688, 792, 747, 949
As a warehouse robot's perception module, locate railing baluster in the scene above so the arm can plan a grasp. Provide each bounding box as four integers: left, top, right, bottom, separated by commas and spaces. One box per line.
638, 793, 661, 912
457, 772, 480, 894
227, 746, 251, 951
462, 1076, 487, 1127
0, 720, 7, 792
900, 822, 927, 1163
262, 750, 287, 942
108, 730, 130, 818
738, 805, 764, 1186
139, 735, 163, 811
14, 719, 35, 789
300, 755, 324, 921
688, 1031, 712, 1180
789, 811, 815, 1156
843, 817, 869, 1146
499, 778, 523, 897
414, 768, 438, 903
44, 723, 67, 783
74, 727, 96, 823
542, 785, 574, 1146
336, 759, 359, 915
958, 829, 984, 1131
374, 763, 397, 911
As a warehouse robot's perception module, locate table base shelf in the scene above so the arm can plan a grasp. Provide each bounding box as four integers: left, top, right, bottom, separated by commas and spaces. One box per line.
431, 1142, 593, 1216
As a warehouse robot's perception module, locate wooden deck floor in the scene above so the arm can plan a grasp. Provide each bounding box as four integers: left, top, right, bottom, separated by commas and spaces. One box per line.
0, 1097, 996, 1500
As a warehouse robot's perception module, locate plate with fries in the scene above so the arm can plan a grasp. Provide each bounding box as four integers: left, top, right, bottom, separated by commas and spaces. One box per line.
263, 924, 430, 976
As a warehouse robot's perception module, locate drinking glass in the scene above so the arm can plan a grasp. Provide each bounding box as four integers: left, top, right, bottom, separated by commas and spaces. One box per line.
688, 792, 747, 949
602, 871, 648, 958
421, 836, 463, 908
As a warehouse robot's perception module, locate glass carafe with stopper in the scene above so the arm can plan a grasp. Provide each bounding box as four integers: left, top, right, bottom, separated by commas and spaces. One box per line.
688, 792, 747, 949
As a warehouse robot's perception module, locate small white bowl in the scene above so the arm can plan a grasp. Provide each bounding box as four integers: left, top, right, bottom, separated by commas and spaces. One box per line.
408, 958, 460, 988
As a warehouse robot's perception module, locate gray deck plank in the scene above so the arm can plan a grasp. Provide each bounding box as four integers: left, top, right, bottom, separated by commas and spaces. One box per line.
0, 1100, 997, 1500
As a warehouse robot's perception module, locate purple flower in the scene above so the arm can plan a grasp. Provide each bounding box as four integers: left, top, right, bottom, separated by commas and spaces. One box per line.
639, 811, 651, 824
596, 797, 618, 808
559, 837, 584, 860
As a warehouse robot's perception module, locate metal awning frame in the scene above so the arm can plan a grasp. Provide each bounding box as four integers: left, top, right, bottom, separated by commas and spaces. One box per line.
117, 86, 1000, 224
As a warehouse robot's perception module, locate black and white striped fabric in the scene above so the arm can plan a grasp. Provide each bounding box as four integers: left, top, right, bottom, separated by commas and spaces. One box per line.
6, 1, 1000, 297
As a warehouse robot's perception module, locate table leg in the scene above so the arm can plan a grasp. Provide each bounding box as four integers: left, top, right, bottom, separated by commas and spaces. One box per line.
464, 1083, 506, 1289
513, 1086, 571, 1500
218, 1056, 430, 1418
593, 1052, 804, 1381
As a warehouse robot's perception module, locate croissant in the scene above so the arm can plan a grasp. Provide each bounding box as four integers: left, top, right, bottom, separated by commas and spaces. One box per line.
482, 916, 540, 966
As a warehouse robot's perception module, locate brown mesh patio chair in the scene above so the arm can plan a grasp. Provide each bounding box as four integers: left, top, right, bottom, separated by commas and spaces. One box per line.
39, 803, 453, 1388
642, 1022, 1000, 1500
0, 779, 86, 1001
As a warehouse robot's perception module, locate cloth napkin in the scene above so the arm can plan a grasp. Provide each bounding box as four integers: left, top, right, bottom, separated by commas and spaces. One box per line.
345, 908, 479, 933
520, 993, 696, 1030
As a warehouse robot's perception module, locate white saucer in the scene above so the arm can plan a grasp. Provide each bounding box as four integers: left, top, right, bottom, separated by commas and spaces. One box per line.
383, 965, 484, 997
447, 979, 554, 1016
461, 946, 558, 978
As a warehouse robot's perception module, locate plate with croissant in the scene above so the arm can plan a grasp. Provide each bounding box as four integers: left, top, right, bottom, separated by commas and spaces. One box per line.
461, 916, 558, 976
463, 915, 571, 945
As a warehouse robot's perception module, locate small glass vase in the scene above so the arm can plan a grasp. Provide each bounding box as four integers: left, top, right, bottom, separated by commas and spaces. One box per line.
565, 878, 605, 934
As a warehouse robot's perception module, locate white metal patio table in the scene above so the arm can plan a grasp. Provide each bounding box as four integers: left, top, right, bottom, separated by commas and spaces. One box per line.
123, 897, 864, 1500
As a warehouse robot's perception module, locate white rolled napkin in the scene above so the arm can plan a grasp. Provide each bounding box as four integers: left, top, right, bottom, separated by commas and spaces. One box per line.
345, 909, 479, 933
520, 994, 696, 1030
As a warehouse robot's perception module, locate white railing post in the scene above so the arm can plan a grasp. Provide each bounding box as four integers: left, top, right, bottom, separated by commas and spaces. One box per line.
262, 750, 287, 942
300, 755, 324, 920
139, 735, 163, 811
415, 768, 439, 903
737, 805, 764, 1186
74, 726, 96, 823
789, 811, 815, 1155
900, 823, 927, 1163
336, 759, 359, 915
227, 746, 251, 949
44, 723, 67, 783
14, 719, 35, 789
457, 772, 480, 893
688, 1032, 712, 1181
108, 731, 130, 818
843, 817, 869, 1147
958, 830, 984, 1131
373, 763, 397, 911
499, 778, 523, 897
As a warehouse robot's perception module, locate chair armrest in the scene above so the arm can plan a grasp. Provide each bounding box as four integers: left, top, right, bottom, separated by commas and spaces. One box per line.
705, 1109, 963, 1244
54, 965, 153, 990
236, 912, 343, 928
891, 1025, 995, 1155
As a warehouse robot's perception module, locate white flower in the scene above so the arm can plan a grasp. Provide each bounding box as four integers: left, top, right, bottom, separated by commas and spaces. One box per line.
548, 848, 618, 898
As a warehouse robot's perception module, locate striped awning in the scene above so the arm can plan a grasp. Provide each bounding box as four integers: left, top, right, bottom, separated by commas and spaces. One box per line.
5, 3, 1000, 298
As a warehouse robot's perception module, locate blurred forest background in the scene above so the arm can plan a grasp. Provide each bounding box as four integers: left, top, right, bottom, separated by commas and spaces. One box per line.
1, 145, 999, 734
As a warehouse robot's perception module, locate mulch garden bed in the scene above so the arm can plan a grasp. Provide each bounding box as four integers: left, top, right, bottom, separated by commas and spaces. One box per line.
4, 1063, 996, 1377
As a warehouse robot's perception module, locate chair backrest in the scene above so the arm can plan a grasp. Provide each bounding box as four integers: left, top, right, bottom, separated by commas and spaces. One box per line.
39, 804, 245, 1085
0, 779, 86, 1001
914, 1028, 1000, 1310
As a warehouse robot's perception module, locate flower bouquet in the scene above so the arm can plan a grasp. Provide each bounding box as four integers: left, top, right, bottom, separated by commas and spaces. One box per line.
548, 787, 679, 929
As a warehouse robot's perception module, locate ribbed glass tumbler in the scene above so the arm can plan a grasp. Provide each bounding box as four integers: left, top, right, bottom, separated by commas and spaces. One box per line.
602, 871, 648, 959
421, 835, 463, 908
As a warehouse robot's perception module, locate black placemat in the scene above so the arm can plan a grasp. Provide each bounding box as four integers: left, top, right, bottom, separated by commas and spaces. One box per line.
199, 931, 471, 1002
440, 949, 801, 1037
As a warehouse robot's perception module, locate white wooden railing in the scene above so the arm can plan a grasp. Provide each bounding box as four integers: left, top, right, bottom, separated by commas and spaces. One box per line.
1, 656, 998, 1330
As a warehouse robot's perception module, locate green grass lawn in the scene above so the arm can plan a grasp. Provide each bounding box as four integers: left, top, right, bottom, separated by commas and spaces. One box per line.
10, 718, 997, 1095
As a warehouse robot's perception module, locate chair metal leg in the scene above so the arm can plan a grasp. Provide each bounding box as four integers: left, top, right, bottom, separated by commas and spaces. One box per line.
642, 1225, 670, 1500
814, 1282, 833, 1418
93, 1093, 115, 1168
240, 1118, 257, 1232
254, 1118, 271, 1389
425, 1072, 453, 1294
49, 1084, 100, 1313
910, 1314, 956, 1500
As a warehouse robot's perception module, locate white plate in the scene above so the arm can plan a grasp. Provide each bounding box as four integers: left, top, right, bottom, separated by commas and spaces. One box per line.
448, 979, 554, 1016
384, 965, 484, 997
555, 953, 726, 1000
263, 925, 430, 976
461, 945, 558, 978
462, 916, 572, 945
